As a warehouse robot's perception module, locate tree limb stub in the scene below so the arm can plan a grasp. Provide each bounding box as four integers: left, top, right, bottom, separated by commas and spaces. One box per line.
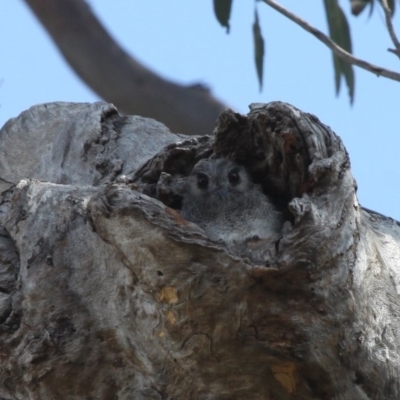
1, 101, 400, 398
23, 0, 226, 135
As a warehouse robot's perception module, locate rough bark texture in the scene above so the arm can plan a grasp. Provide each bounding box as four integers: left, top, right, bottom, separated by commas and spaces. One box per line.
23, 0, 226, 136
0, 101, 399, 399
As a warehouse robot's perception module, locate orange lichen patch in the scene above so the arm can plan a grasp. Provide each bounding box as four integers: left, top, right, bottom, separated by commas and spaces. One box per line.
165, 207, 189, 226
157, 286, 178, 304
271, 362, 297, 393
166, 310, 177, 325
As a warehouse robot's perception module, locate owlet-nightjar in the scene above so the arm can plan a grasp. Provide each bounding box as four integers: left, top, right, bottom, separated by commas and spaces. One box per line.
180, 159, 283, 244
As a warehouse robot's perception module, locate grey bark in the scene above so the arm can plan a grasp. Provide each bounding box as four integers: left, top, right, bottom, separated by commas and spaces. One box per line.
23, 0, 226, 136
0, 101, 399, 399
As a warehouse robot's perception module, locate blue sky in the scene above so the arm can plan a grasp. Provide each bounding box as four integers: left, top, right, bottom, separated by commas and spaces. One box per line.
2, 1, 400, 219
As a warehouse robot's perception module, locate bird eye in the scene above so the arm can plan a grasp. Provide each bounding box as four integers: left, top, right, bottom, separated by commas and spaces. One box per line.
228, 169, 240, 186
197, 173, 209, 189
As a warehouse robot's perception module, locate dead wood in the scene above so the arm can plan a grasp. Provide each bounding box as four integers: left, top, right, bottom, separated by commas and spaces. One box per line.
0, 101, 399, 399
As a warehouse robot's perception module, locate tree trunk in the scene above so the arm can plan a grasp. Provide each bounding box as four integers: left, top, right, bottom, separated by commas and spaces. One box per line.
0, 101, 398, 399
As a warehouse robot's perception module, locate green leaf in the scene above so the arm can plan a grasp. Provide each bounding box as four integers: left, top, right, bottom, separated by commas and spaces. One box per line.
324, 0, 355, 103
213, 0, 233, 33
253, 9, 265, 91
350, 0, 373, 16
368, 0, 375, 17
333, 52, 342, 94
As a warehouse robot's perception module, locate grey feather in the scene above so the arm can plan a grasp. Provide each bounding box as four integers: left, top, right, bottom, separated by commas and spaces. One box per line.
181, 159, 283, 244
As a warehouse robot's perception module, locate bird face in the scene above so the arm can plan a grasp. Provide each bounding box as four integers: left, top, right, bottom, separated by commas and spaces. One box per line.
181, 158, 283, 244
187, 159, 252, 200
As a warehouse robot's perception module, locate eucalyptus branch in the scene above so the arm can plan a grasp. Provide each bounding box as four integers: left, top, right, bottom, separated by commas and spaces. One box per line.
381, 0, 400, 58
262, 0, 400, 82
23, 0, 225, 136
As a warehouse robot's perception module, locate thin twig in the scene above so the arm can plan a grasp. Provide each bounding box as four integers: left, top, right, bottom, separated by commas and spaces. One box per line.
262, 0, 400, 82
381, 0, 400, 58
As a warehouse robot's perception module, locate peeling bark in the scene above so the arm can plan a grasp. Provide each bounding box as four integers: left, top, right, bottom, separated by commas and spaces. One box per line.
0, 101, 399, 399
